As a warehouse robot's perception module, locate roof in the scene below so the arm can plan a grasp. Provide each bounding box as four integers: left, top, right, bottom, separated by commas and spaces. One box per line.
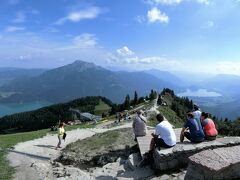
80, 112, 101, 120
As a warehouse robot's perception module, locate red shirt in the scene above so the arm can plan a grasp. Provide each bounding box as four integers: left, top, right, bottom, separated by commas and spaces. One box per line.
202, 118, 218, 137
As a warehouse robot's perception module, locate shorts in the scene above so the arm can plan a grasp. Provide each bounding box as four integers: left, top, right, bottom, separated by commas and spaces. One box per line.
155, 138, 173, 149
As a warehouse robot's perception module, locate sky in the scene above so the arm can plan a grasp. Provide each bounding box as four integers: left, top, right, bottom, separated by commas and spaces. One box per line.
1, 0, 240, 75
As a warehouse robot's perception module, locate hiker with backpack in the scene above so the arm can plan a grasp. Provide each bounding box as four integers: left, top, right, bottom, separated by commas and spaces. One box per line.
56, 122, 65, 149
132, 110, 147, 140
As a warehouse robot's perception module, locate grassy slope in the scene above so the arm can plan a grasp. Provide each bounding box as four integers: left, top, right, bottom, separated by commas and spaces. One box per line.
147, 94, 185, 128
59, 128, 136, 168
147, 106, 184, 128
0, 99, 110, 179
0, 123, 95, 180
158, 106, 184, 128
0, 129, 49, 180
94, 99, 111, 115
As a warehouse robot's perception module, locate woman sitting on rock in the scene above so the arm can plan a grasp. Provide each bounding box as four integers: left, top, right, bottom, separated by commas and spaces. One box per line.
180, 112, 205, 143
150, 114, 176, 151
201, 112, 218, 140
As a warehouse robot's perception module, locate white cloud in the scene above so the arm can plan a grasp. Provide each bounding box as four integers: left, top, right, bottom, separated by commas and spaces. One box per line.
19, 54, 32, 61
55, 7, 101, 25
146, 0, 209, 5
107, 46, 182, 71
12, 12, 26, 23
153, 0, 183, 5
147, 7, 169, 23
135, 16, 146, 23
216, 61, 240, 75
12, 10, 39, 24
202, 21, 214, 28
32, 33, 98, 52
0, 33, 105, 68
196, 0, 209, 5
4, 26, 26, 32
116, 46, 134, 56
72, 33, 97, 48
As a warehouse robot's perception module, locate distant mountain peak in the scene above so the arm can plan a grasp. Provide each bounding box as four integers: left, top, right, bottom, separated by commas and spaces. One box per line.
57, 60, 104, 72
72, 60, 93, 65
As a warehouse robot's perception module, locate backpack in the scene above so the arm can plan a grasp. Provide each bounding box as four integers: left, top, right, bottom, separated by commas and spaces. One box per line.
63, 132, 67, 140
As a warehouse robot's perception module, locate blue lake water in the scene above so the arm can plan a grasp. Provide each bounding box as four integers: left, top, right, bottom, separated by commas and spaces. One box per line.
177, 89, 222, 97
0, 101, 51, 117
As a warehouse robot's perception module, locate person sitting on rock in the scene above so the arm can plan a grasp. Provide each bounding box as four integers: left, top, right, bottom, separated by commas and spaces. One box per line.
192, 104, 202, 121
201, 112, 218, 140
149, 114, 176, 151
180, 112, 205, 143
132, 110, 147, 140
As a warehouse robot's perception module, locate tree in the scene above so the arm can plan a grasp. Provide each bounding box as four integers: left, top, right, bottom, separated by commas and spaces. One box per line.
124, 94, 131, 110
157, 94, 162, 105
133, 91, 138, 105
149, 89, 157, 100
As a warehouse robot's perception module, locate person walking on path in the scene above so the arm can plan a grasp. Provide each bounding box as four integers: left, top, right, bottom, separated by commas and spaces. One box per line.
56, 122, 65, 149
180, 112, 205, 143
132, 110, 147, 140
201, 112, 218, 140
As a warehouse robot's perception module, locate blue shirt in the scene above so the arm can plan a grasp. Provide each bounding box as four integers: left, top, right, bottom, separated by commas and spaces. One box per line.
184, 118, 205, 141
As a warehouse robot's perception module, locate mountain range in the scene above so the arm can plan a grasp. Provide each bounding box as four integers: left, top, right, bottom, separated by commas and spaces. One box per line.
0, 68, 46, 86
0, 61, 181, 103
0, 60, 240, 120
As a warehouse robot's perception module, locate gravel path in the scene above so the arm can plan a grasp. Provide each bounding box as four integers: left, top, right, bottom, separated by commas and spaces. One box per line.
7, 100, 186, 180
7, 122, 132, 180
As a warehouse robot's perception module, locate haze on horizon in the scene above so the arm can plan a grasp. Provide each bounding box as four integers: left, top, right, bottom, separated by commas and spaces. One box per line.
1, 0, 240, 75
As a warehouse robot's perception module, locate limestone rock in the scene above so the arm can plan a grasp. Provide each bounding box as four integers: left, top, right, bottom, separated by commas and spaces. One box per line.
185, 145, 240, 180
153, 137, 240, 171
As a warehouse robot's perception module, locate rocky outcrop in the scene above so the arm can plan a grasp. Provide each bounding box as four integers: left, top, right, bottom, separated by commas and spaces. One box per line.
153, 137, 240, 171
185, 145, 240, 180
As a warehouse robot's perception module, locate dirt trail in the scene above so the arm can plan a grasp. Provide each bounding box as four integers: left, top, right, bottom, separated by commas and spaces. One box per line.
7, 102, 163, 180
7, 122, 132, 180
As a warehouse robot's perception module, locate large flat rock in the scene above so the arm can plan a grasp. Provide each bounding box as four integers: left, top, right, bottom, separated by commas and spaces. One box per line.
137, 128, 182, 156
185, 145, 240, 180
153, 136, 240, 171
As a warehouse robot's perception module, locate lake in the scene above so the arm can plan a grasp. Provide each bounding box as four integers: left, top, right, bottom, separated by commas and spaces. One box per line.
177, 89, 222, 97
0, 101, 51, 117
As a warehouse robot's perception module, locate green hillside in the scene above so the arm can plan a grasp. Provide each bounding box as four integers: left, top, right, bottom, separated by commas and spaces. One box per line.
148, 88, 194, 128
94, 99, 112, 115
0, 96, 113, 134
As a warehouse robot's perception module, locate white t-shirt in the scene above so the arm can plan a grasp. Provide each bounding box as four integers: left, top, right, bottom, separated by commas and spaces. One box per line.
193, 110, 202, 120
155, 121, 176, 146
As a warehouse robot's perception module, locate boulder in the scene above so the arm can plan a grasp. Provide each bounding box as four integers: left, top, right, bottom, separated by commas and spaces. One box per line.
153, 137, 240, 171
185, 145, 240, 180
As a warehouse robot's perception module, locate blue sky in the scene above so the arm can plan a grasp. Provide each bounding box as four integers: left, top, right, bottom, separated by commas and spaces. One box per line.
1, 0, 240, 74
